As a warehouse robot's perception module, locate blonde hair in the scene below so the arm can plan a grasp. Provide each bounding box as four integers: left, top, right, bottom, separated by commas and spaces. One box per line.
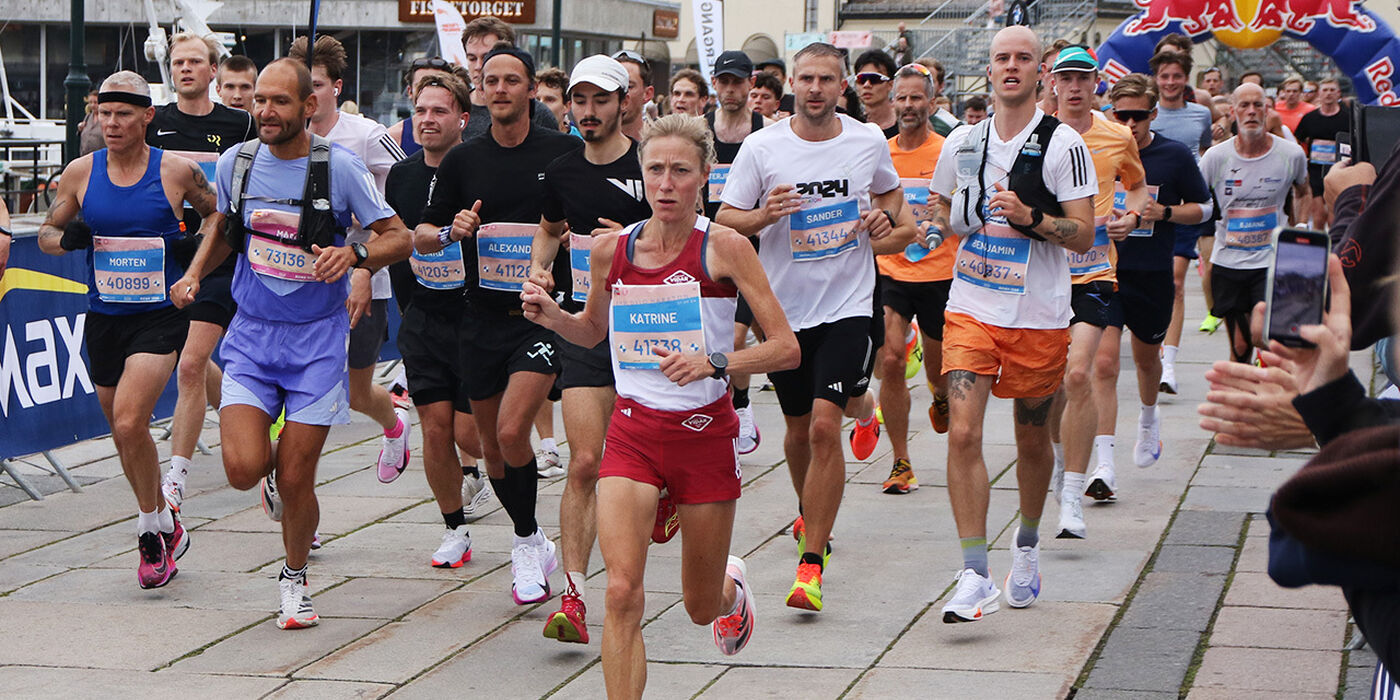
169, 32, 220, 66
638, 114, 715, 168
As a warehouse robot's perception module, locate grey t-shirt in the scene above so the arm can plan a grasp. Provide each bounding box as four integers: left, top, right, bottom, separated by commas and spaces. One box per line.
464, 98, 559, 141
1154, 102, 1213, 160
1201, 134, 1306, 270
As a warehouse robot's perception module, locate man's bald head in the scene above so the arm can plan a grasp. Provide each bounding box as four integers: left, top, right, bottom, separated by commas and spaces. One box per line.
1231, 81, 1265, 105
260, 58, 314, 100
991, 25, 1041, 62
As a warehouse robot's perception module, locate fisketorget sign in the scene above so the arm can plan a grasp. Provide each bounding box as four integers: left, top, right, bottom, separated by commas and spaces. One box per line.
399, 0, 535, 24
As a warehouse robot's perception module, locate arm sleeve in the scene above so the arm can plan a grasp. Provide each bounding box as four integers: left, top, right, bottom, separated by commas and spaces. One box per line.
719, 140, 764, 210
1291, 370, 1400, 445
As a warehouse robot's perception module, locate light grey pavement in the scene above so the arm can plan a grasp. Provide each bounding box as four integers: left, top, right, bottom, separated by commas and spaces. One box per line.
0, 285, 1383, 699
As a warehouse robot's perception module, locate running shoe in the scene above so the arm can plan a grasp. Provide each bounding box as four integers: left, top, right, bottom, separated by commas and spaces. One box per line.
310, 531, 323, 550
792, 516, 833, 569
1050, 453, 1065, 499
929, 392, 950, 434
536, 448, 565, 478
161, 472, 184, 513
269, 409, 286, 441
162, 510, 190, 561
543, 579, 589, 644
389, 377, 413, 411
1057, 494, 1086, 539
137, 531, 175, 589
904, 328, 924, 380
377, 408, 412, 484
260, 471, 282, 522
1134, 412, 1163, 468
881, 458, 919, 494
735, 405, 761, 454
1004, 529, 1042, 609
1086, 464, 1117, 502
511, 531, 558, 604
1159, 363, 1179, 395
276, 572, 318, 629
652, 491, 680, 544
462, 470, 492, 520
785, 562, 823, 611
431, 525, 472, 568
1199, 314, 1222, 334
848, 415, 880, 460
941, 568, 1000, 623
714, 556, 756, 654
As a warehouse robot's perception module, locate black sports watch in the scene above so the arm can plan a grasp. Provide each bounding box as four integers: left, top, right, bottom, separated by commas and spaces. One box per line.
708, 352, 728, 379
350, 242, 369, 268
0, 224, 11, 238
1027, 207, 1045, 230
1162, 205, 1173, 223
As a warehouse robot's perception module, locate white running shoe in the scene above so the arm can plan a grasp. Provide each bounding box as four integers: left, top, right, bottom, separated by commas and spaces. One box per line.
376, 408, 412, 484
533, 530, 559, 580
161, 472, 184, 513
1057, 494, 1087, 539
431, 526, 472, 568
942, 568, 1001, 623
1050, 454, 1065, 498
536, 448, 565, 478
1159, 363, 1179, 395
276, 574, 318, 630
462, 470, 492, 520
260, 472, 283, 522
1134, 413, 1163, 468
510, 531, 558, 604
735, 405, 761, 455
1086, 464, 1117, 502
1004, 529, 1042, 608
713, 555, 756, 656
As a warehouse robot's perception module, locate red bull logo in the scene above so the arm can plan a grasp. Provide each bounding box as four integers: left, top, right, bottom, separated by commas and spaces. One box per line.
1124, 0, 1374, 45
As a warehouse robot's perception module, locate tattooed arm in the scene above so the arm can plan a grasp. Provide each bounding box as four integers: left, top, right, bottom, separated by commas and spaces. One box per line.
181, 158, 219, 219
37, 156, 93, 255
987, 185, 1096, 254
927, 192, 953, 239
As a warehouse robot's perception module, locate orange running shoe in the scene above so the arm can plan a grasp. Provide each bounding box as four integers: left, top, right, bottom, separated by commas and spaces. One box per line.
785, 562, 824, 611
848, 414, 880, 460
652, 491, 680, 544
881, 458, 919, 494
929, 392, 950, 434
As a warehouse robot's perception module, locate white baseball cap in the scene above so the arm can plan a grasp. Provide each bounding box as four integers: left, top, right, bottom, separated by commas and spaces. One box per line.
568, 54, 629, 94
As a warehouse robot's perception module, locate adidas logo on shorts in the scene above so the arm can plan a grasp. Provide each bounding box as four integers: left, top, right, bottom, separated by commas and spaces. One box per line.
681, 414, 713, 432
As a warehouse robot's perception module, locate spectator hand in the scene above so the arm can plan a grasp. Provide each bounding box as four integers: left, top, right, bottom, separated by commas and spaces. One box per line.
1323, 158, 1376, 215
1197, 355, 1317, 450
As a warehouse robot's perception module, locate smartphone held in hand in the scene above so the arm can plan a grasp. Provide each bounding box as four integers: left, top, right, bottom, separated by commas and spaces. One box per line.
1264, 227, 1330, 348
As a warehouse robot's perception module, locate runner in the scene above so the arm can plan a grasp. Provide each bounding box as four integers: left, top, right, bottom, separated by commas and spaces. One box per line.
460, 17, 558, 140
414, 45, 576, 605
961, 96, 988, 125
853, 50, 900, 138
717, 41, 918, 613
39, 72, 211, 589
1200, 83, 1308, 364
520, 113, 799, 697
748, 73, 783, 119
1147, 48, 1216, 391
147, 32, 256, 516
173, 58, 412, 628
1292, 78, 1348, 230
526, 55, 654, 643
289, 35, 412, 487
1043, 45, 1148, 537
917, 58, 961, 136
610, 50, 654, 141
1274, 76, 1316, 133
926, 26, 1097, 621
384, 73, 492, 567
386, 56, 465, 155
217, 55, 258, 111
704, 50, 771, 455
1105, 74, 1211, 472
668, 69, 708, 117
875, 62, 951, 495
535, 67, 575, 134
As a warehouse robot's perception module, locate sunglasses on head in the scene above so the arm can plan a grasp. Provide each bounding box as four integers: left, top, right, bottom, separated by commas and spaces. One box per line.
854, 71, 892, 86
410, 57, 452, 72
612, 49, 646, 64
897, 63, 931, 79
1113, 109, 1151, 123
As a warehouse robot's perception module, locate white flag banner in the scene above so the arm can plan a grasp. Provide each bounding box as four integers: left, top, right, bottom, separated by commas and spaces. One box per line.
693, 0, 724, 82
432, 0, 470, 68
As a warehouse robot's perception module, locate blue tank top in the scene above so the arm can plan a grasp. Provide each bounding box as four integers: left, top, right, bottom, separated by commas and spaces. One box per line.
400, 117, 422, 157
82, 148, 185, 314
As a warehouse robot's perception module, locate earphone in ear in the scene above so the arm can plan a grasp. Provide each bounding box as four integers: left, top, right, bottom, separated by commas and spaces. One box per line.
459, 119, 466, 128
334, 88, 340, 96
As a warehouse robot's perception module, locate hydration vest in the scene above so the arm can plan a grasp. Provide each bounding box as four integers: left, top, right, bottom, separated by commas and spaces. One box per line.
951, 113, 1064, 240
223, 134, 339, 253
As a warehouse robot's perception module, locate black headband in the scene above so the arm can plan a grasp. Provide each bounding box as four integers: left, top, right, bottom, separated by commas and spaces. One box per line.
97, 91, 153, 107
481, 46, 536, 82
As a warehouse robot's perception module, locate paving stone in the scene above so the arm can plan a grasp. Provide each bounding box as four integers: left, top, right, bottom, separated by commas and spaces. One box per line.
7, 567, 344, 612
0, 475, 141, 531
1191, 646, 1342, 695
1223, 572, 1349, 611
880, 601, 1117, 674
0, 561, 64, 594
1117, 572, 1226, 632
700, 666, 861, 698
0, 666, 282, 699
1342, 658, 1381, 700
1084, 625, 1200, 692
1181, 485, 1276, 513
848, 668, 1069, 698
101, 529, 284, 573
1187, 689, 1325, 700
1030, 545, 1153, 605
1209, 606, 1348, 650
310, 576, 459, 619
1151, 545, 1237, 575
1074, 690, 1178, 700
261, 680, 395, 699
204, 495, 414, 537
1162, 510, 1246, 547
388, 620, 596, 699
172, 616, 387, 676
551, 662, 722, 700
1235, 532, 1269, 573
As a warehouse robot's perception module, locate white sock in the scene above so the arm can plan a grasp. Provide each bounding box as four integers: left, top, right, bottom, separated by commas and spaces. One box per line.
168, 455, 190, 485
567, 570, 586, 600
1063, 472, 1087, 502
1162, 345, 1178, 367
1094, 435, 1115, 468
137, 509, 160, 534
540, 437, 557, 454
1052, 442, 1065, 470
158, 506, 174, 534
1140, 404, 1158, 424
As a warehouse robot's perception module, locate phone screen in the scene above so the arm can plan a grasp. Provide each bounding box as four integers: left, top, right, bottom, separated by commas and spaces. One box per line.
1268, 236, 1328, 344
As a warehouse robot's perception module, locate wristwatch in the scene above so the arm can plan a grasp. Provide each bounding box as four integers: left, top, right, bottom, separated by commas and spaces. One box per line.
708, 352, 728, 379
1027, 207, 1045, 230
1162, 205, 1173, 223
350, 242, 369, 268
0, 225, 11, 238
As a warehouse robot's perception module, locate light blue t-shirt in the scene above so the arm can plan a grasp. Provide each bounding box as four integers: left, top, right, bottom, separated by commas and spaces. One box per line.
215, 141, 395, 323
1152, 102, 1214, 161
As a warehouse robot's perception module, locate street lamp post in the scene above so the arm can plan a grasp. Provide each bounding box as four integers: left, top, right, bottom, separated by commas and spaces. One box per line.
551, 0, 562, 67
63, 0, 89, 163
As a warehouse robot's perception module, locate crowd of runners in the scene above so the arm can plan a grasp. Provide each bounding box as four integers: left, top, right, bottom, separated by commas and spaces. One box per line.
17, 15, 1346, 698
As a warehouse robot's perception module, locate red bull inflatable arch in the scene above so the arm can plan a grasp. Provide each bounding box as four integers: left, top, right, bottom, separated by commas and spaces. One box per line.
1096, 0, 1400, 104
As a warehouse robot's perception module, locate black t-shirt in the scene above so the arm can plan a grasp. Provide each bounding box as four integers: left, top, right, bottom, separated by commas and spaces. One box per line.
385, 151, 464, 313
540, 139, 653, 311
1114, 133, 1212, 271
704, 111, 765, 219
422, 124, 578, 310
1294, 107, 1351, 184
147, 103, 255, 273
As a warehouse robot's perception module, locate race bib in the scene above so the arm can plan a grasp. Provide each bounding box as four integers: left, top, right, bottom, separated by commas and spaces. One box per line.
611, 282, 705, 370
1224, 206, 1277, 251
954, 222, 1030, 294
1067, 216, 1113, 276
1113, 183, 1159, 238
246, 209, 316, 282
570, 233, 596, 304
410, 242, 465, 290
1309, 139, 1337, 165
93, 236, 166, 303
789, 197, 860, 261
476, 223, 535, 292
708, 165, 730, 204
901, 177, 931, 224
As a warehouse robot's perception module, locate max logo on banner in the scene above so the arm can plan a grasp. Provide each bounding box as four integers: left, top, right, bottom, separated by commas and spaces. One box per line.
0, 269, 94, 418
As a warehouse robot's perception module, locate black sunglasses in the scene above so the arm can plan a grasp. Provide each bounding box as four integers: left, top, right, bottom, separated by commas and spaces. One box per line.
410, 57, 452, 72
854, 72, 892, 86
1113, 109, 1151, 123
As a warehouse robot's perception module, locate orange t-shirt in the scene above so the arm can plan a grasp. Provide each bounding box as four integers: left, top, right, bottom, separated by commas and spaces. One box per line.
1274, 99, 1316, 133
881, 131, 953, 282
1070, 117, 1145, 285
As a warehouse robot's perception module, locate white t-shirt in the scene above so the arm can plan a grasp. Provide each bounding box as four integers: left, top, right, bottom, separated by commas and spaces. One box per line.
930, 110, 1099, 329
326, 110, 407, 299
721, 114, 901, 331
1202, 134, 1306, 270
